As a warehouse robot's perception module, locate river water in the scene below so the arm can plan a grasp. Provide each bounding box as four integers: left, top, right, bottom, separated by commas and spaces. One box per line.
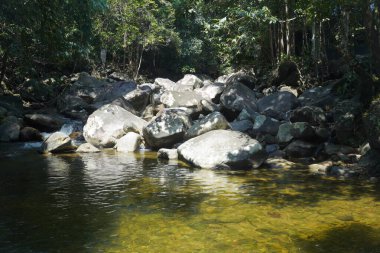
0, 143, 379, 252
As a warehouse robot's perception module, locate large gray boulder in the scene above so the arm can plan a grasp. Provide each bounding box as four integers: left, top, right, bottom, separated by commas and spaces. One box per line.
298, 84, 337, 108
123, 88, 151, 114
226, 71, 256, 89
83, 104, 147, 148
0, 116, 21, 142
41, 132, 76, 153
176, 74, 204, 90
257, 91, 299, 116
178, 130, 266, 169
220, 82, 259, 119
143, 109, 191, 149
185, 112, 230, 139
195, 82, 225, 103
277, 122, 317, 146
252, 115, 282, 136
24, 113, 64, 132
289, 106, 326, 126
154, 78, 176, 91
284, 140, 318, 158
58, 73, 137, 113
160, 90, 203, 110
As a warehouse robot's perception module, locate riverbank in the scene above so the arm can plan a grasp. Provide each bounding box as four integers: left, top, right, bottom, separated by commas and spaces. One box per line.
0, 63, 379, 178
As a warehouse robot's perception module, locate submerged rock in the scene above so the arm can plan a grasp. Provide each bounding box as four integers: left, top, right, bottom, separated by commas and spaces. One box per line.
41, 132, 76, 153
83, 104, 146, 148
76, 143, 100, 153
143, 109, 191, 149
178, 130, 266, 169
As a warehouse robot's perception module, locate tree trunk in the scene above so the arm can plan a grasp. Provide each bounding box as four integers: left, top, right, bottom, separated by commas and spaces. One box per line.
135, 45, 144, 80
269, 24, 275, 65
285, 0, 290, 56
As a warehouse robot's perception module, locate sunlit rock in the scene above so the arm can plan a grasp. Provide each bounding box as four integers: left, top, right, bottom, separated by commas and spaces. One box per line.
83, 104, 146, 148
41, 132, 76, 153
178, 130, 266, 169
143, 109, 191, 149
76, 143, 100, 153
220, 82, 258, 119
115, 132, 142, 152
185, 112, 230, 139
157, 148, 178, 160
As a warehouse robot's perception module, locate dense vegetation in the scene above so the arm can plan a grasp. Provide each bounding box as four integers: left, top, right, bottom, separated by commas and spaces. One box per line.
0, 0, 379, 93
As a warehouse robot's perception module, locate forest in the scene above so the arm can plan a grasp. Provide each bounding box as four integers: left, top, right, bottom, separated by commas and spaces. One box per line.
0, 0, 378, 88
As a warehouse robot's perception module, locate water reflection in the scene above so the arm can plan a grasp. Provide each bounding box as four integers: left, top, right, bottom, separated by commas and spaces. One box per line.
0, 144, 379, 252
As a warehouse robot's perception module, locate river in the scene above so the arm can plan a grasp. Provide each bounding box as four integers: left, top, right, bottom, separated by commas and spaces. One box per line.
0, 143, 379, 252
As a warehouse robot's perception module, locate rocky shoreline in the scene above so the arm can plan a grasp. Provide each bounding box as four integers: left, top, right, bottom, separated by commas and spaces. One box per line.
1, 65, 380, 179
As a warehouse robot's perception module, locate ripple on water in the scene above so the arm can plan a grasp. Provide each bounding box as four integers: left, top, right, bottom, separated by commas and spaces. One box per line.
0, 146, 379, 252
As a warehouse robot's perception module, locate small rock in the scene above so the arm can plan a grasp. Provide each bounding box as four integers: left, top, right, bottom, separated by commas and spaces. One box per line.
76, 143, 100, 153
157, 148, 178, 160
115, 132, 142, 152
230, 120, 253, 133
285, 140, 319, 158
252, 115, 281, 136
185, 112, 229, 139
19, 127, 42, 141
41, 132, 76, 153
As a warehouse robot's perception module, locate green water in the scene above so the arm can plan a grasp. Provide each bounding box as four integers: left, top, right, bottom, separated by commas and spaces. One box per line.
0, 143, 379, 253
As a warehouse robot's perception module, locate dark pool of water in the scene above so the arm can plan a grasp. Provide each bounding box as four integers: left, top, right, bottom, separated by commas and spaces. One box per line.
0, 143, 379, 252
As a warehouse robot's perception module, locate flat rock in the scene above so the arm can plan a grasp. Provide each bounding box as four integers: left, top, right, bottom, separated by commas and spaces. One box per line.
41, 132, 76, 153
178, 130, 266, 169
76, 143, 100, 153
